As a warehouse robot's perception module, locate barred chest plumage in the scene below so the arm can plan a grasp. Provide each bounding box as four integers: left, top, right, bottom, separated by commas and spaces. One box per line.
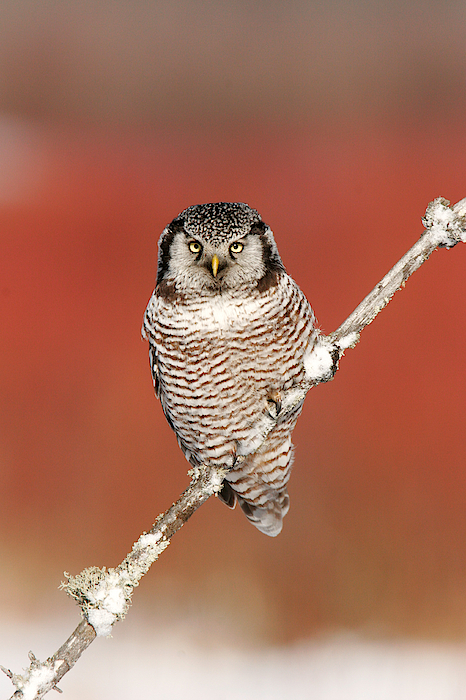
144, 273, 315, 471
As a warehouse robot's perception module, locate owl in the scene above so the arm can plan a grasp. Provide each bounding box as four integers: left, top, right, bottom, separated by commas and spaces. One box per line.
142, 202, 317, 536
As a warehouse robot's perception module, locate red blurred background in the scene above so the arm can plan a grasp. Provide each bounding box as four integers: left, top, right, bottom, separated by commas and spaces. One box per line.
0, 0, 465, 650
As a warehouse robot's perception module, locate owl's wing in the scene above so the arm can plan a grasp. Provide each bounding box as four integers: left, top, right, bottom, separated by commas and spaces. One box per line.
142, 295, 161, 399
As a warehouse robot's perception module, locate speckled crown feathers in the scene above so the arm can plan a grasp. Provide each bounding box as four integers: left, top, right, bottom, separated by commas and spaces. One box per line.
177, 202, 262, 244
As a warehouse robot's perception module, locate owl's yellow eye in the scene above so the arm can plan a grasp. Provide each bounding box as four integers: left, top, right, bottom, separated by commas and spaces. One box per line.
229, 242, 244, 254
189, 241, 202, 254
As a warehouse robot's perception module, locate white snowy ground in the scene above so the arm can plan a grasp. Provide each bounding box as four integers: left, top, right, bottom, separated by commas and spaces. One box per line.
1, 616, 466, 700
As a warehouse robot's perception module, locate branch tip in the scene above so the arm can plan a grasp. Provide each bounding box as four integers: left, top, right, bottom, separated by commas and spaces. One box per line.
422, 196, 466, 248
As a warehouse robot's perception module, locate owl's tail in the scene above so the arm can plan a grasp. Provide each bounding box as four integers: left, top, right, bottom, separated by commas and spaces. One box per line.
219, 481, 290, 537
238, 491, 290, 537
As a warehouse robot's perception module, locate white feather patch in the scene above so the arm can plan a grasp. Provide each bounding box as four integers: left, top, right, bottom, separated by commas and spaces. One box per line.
194, 295, 265, 333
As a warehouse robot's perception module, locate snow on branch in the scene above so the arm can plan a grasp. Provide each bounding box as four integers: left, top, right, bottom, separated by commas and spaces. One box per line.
64, 464, 226, 637
3, 196, 465, 700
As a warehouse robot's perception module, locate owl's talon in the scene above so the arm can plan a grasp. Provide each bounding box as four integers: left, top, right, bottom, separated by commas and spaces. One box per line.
232, 453, 245, 468
266, 393, 282, 419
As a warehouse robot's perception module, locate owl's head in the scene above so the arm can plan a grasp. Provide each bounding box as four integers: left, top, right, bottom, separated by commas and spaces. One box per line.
156, 202, 285, 293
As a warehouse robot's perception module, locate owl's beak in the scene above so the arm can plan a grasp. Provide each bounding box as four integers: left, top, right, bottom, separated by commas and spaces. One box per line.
211, 254, 219, 277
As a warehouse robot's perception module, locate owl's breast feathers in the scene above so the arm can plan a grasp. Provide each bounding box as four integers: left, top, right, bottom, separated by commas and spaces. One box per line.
142, 272, 316, 466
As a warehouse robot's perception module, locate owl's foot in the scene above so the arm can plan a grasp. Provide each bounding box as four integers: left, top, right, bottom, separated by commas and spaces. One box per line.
266, 390, 282, 419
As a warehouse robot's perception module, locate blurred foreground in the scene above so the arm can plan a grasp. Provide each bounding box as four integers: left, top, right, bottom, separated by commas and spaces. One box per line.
1, 616, 466, 700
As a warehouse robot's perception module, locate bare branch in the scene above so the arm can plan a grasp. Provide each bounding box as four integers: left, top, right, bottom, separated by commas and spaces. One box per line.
4, 196, 465, 700
328, 196, 466, 346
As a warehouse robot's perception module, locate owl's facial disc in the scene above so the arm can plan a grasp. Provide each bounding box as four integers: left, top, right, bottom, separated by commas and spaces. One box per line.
157, 203, 286, 292
164, 230, 272, 292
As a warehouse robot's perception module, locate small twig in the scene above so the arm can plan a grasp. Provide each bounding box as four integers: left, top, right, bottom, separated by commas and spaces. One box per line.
4, 196, 465, 700
4, 624, 97, 700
